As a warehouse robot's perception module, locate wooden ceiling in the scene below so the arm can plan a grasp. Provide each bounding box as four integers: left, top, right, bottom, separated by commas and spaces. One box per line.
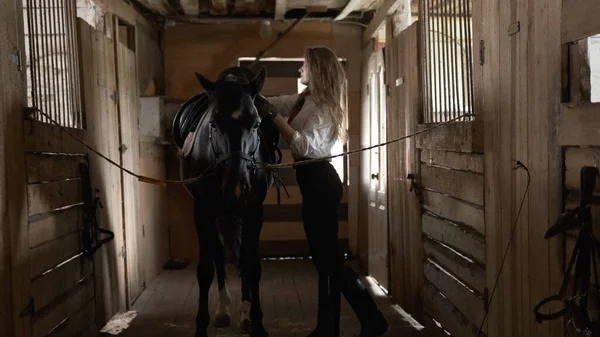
127, 0, 421, 24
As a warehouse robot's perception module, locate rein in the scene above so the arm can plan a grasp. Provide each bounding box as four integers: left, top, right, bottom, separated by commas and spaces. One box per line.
28, 107, 474, 187
533, 166, 600, 335
206, 109, 291, 202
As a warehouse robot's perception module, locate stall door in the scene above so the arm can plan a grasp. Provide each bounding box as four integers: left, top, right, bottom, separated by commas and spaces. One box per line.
367, 48, 390, 290
115, 19, 144, 306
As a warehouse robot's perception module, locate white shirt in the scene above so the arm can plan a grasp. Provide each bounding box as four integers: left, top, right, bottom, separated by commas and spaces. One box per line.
266, 94, 336, 161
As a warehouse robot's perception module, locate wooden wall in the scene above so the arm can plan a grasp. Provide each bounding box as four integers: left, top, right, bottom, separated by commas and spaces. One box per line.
384, 20, 424, 319
479, 0, 564, 335
0, 0, 31, 334
358, 39, 374, 271
380, 19, 486, 336
559, 0, 600, 330
162, 22, 362, 261
138, 141, 169, 281
0, 0, 168, 333
78, 18, 128, 327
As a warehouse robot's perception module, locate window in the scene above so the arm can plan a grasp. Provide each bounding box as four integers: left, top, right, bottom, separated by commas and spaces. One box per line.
23, 0, 83, 128
421, 0, 474, 123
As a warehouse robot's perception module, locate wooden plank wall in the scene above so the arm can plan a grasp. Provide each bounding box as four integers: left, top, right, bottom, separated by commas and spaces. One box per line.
162, 22, 363, 261
138, 138, 169, 282
1, 0, 164, 334
16, 17, 131, 335
385, 20, 423, 318
419, 149, 485, 337
77, 19, 128, 328
116, 40, 144, 305
23, 152, 97, 337
479, 0, 563, 335
396, 11, 486, 334
358, 39, 374, 270
0, 0, 31, 333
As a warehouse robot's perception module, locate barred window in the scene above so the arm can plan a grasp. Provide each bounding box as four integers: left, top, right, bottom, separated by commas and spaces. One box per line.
23, 0, 83, 129
420, 0, 474, 123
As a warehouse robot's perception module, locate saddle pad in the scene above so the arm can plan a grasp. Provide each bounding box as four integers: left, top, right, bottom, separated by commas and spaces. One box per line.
181, 127, 198, 158
172, 92, 209, 149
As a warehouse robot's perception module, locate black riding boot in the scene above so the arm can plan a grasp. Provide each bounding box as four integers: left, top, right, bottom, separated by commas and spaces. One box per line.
340, 265, 389, 337
307, 275, 341, 337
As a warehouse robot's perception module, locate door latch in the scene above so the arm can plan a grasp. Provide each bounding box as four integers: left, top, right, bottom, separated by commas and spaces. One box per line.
407, 173, 424, 209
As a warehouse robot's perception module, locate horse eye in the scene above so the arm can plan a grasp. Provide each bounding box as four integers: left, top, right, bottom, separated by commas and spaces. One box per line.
254, 122, 260, 129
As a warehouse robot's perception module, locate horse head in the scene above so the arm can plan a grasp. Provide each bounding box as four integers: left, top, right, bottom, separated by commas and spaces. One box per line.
195, 67, 266, 209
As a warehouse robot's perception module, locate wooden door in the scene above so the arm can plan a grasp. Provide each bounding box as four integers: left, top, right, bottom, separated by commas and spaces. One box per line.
2, 0, 31, 333
115, 20, 143, 306
367, 48, 390, 290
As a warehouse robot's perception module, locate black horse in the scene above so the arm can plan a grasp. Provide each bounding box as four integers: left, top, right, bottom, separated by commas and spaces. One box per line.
172, 66, 280, 337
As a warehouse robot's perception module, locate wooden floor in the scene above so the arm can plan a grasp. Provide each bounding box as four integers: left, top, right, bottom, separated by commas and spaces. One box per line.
109, 259, 426, 337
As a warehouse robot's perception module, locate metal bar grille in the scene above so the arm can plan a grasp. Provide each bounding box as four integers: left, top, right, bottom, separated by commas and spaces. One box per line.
23, 0, 83, 129
421, 0, 474, 123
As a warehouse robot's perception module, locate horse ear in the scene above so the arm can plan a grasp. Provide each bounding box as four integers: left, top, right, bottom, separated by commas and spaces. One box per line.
249, 67, 266, 95
195, 72, 216, 92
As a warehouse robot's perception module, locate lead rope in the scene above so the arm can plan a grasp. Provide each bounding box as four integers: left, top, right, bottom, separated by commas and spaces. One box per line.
27, 107, 474, 186
27, 107, 219, 186
258, 112, 476, 170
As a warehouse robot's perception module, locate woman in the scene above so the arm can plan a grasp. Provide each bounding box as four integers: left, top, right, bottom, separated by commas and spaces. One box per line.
260, 46, 389, 337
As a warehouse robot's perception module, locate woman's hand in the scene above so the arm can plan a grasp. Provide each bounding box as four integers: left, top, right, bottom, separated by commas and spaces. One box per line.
272, 114, 295, 143
254, 98, 278, 120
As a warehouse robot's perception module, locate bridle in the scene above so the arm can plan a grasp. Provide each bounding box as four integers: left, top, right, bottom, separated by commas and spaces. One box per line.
208, 116, 262, 176
533, 166, 600, 336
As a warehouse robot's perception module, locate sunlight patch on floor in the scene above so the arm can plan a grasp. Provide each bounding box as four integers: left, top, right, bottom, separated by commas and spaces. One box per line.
100, 311, 138, 335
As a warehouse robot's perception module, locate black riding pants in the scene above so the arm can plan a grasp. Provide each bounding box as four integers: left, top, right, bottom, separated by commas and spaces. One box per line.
296, 161, 344, 334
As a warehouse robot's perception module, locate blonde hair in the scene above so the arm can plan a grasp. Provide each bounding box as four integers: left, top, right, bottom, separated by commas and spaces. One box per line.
301, 46, 348, 143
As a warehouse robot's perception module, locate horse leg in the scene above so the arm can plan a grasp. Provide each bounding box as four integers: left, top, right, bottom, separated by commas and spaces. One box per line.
194, 199, 218, 337
213, 231, 232, 328
241, 208, 268, 337
239, 243, 252, 334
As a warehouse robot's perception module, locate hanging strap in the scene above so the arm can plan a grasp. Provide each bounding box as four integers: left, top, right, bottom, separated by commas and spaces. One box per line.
534, 166, 598, 323
80, 162, 115, 259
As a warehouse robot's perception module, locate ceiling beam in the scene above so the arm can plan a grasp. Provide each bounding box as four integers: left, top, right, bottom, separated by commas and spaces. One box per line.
134, 0, 174, 16
210, 0, 228, 14
178, 0, 200, 15
334, 0, 368, 20
274, 0, 287, 20
362, 0, 405, 45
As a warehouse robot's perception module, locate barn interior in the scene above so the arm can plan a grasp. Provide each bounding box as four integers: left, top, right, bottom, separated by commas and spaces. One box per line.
1, 0, 600, 336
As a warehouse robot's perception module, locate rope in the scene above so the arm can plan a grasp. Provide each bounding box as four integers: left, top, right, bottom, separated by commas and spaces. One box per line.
476, 161, 531, 336
258, 112, 475, 169
28, 107, 218, 187
28, 107, 474, 186
246, 13, 309, 70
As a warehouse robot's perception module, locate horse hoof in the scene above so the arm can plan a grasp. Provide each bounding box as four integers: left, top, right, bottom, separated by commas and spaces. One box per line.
240, 318, 252, 334
213, 314, 232, 328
